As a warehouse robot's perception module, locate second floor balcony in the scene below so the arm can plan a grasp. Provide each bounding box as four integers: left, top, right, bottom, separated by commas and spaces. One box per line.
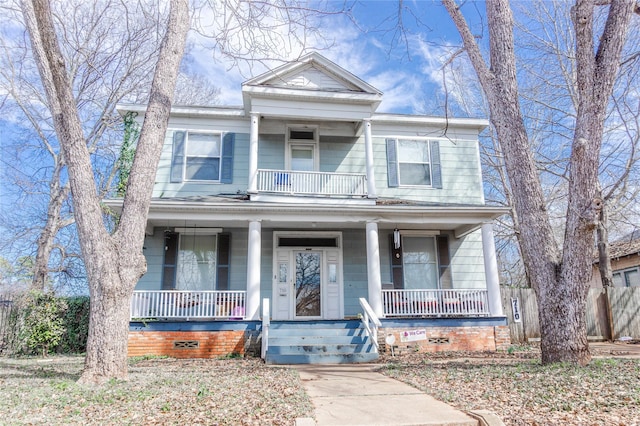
256, 169, 368, 198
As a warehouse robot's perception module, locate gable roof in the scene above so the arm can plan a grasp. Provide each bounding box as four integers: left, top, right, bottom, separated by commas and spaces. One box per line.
243, 52, 382, 95
241, 52, 382, 116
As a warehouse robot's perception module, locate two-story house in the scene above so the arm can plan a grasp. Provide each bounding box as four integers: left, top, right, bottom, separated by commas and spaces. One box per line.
110, 53, 509, 363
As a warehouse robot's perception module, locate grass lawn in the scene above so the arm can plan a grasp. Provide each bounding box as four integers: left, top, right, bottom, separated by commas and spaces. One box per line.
0, 356, 313, 425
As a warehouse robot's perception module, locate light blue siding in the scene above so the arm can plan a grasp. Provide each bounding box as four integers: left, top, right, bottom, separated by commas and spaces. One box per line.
152, 131, 250, 198
449, 229, 487, 289
373, 137, 484, 204
319, 136, 365, 174
136, 228, 165, 290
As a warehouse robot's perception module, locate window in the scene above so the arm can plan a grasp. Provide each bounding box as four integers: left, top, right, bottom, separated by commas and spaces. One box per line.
402, 236, 438, 289
613, 267, 640, 287
176, 234, 217, 291
161, 231, 231, 291
386, 138, 442, 188
185, 133, 221, 181
171, 131, 235, 183
398, 140, 431, 185
287, 126, 318, 171
389, 233, 451, 290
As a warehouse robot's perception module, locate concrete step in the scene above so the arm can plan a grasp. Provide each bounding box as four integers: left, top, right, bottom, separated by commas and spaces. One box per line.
268, 334, 369, 345
266, 352, 379, 365
264, 320, 379, 365
267, 343, 375, 355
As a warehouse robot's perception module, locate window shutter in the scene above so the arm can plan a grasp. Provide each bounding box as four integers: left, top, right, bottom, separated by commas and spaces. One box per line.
430, 140, 442, 189
216, 233, 231, 290
161, 232, 179, 290
436, 235, 452, 289
170, 131, 186, 183
386, 138, 399, 187
389, 234, 404, 289
220, 133, 235, 184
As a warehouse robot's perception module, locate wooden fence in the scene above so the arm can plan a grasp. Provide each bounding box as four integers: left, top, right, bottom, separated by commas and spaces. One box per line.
501, 287, 640, 343
0, 295, 15, 353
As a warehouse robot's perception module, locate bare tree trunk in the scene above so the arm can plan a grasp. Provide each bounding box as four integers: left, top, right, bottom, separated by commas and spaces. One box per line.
597, 200, 614, 287
443, 0, 634, 365
32, 179, 70, 291
23, 0, 189, 384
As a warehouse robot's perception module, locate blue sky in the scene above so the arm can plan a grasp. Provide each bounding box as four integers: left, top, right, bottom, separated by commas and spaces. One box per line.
185, 0, 486, 115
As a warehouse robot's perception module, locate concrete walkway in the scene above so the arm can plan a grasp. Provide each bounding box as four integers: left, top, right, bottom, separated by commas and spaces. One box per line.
292, 364, 479, 426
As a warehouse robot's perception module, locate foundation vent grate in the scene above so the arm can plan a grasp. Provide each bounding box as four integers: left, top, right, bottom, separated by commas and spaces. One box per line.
173, 340, 200, 349
428, 337, 450, 345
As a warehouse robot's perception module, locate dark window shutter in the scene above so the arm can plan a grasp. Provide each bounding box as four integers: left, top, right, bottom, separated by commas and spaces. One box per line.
389, 234, 404, 289
430, 140, 442, 189
161, 232, 179, 290
171, 131, 186, 183
220, 133, 235, 183
216, 233, 231, 290
437, 235, 452, 289
386, 138, 399, 187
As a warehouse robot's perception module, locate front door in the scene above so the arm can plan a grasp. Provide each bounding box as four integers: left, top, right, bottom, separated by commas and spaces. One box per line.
272, 232, 343, 321
294, 251, 322, 318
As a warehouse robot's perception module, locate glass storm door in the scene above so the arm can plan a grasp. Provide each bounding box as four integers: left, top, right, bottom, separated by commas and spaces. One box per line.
294, 251, 321, 318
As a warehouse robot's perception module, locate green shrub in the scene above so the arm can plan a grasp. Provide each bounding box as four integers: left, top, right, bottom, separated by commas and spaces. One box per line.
22, 291, 68, 357
58, 296, 90, 354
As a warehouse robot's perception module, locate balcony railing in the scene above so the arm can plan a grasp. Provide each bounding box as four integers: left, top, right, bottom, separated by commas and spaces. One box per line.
382, 289, 490, 317
130, 290, 246, 320
256, 169, 367, 197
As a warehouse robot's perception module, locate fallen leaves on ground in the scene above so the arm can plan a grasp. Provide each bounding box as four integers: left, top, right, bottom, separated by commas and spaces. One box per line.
379, 348, 640, 426
0, 356, 313, 425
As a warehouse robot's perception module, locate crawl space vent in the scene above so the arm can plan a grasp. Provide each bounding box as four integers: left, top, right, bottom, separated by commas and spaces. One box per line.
173, 340, 200, 349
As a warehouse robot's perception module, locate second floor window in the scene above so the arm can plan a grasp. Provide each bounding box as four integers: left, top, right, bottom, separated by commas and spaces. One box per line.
398, 139, 431, 186
171, 131, 235, 183
185, 133, 221, 181
386, 138, 442, 188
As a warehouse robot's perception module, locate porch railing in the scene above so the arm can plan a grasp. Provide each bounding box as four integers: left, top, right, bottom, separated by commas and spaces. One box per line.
130, 290, 246, 320
256, 169, 367, 197
382, 289, 490, 317
359, 297, 381, 352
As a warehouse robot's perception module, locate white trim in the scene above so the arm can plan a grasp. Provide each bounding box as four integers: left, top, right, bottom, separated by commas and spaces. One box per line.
174, 227, 222, 235
398, 230, 441, 237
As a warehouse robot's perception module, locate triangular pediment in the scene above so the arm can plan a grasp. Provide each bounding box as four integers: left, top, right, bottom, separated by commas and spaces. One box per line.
243, 52, 381, 96
242, 52, 382, 119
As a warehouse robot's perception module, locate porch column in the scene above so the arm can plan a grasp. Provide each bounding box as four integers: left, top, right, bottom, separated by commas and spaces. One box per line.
363, 119, 377, 199
248, 113, 260, 194
365, 221, 383, 317
246, 220, 262, 320
482, 222, 504, 317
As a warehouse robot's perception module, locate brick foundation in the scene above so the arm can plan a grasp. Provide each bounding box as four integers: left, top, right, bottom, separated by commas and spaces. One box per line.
128, 330, 245, 358
379, 325, 510, 354
494, 325, 511, 351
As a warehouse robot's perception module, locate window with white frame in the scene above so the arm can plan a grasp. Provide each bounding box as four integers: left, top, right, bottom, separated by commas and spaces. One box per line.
176, 234, 217, 291
287, 126, 318, 171
398, 139, 432, 186
171, 131, 234, 183
184, 133, 221, 181
402, 236, 438, 289
386, 138, 442, 188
